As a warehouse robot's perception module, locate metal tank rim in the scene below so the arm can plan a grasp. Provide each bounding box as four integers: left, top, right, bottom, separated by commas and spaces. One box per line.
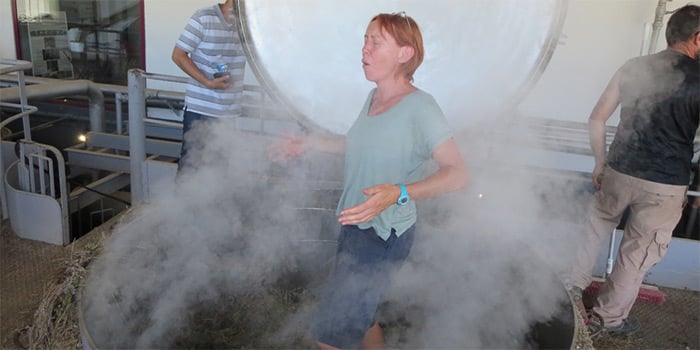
234, 0, 569, 135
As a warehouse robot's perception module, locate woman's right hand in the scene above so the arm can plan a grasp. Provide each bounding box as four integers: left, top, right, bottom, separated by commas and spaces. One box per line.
268, 133, 306, 162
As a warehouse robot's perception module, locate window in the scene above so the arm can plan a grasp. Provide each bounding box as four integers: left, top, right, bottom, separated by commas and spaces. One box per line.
12, 0, 144, 85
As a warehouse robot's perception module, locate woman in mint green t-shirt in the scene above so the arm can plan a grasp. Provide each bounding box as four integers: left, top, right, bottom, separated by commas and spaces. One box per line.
270, 12, 468, 350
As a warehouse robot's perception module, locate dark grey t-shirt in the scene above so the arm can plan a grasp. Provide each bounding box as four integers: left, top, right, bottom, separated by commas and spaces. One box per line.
607, 50, 700, 185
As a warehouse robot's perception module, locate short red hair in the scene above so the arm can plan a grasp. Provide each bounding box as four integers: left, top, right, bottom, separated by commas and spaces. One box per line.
370, 13, 424, 82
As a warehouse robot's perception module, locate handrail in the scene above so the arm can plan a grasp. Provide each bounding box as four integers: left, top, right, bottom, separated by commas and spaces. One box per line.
0, 79, 106, 132
0, 58, 32, 74
125, 68, 196, 204
10, 140, 70, 243
0, 73, 184, 100
0, 59, 35, 218
0, 104, 39, 218
128, 69, 148, 204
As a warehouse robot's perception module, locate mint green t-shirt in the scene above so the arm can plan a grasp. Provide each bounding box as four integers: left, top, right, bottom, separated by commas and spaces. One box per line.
336, 89, 452, 240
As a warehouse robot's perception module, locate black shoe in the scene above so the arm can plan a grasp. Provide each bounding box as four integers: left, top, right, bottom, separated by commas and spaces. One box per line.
603, 317, 640, 335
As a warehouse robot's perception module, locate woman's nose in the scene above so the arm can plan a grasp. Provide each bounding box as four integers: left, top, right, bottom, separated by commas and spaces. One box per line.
362, 44, 370, 55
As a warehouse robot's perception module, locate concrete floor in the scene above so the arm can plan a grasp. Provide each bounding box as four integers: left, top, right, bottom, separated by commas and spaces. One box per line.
1, 219, 698, 350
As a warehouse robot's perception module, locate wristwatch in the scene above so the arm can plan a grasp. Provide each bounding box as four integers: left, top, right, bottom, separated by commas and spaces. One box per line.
396, 183, 410, 206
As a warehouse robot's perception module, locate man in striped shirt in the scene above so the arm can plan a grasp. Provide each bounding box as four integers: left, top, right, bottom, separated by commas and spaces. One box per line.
172, 0, 246, 170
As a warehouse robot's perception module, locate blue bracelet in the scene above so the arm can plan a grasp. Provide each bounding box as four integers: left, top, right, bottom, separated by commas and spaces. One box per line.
396, 183, 410, 206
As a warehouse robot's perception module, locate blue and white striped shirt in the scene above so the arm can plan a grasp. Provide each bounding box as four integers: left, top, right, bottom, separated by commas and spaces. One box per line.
175, 4, 246, 118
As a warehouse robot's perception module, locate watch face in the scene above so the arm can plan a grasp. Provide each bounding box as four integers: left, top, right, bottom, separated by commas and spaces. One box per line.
399, 197, 409, 205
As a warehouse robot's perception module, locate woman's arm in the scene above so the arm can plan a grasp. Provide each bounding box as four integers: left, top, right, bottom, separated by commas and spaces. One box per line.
404, 138, 468, 200
268, 132, 346, 161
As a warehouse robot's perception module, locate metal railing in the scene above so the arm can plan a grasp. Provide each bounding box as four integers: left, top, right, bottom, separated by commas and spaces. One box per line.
14, 140, 70, 243
0, 59, 35, 218
127, 68, 189, 205
0, 59, 71, 243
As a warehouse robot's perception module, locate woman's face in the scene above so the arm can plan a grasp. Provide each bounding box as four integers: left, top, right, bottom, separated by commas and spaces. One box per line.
362, 20, 403, 83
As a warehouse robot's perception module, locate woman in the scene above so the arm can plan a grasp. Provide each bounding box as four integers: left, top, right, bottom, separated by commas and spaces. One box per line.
270, 12, 468, 349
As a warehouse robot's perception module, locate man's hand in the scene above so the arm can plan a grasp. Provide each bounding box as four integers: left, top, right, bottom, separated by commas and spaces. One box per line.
592, 163, 605, 191
207, 75, 232, 90
338, 184, 400, 225
172, 46, 232, 90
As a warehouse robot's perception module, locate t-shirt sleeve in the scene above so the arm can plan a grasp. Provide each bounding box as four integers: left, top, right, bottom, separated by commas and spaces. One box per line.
175, 13, 204, 53
415, 94, 453, 158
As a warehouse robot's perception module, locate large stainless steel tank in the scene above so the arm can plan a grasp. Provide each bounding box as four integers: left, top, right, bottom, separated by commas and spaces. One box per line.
236, 0, 568, 134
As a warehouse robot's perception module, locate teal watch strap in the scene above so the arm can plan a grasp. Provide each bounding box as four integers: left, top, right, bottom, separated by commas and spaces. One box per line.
396, 183, 409, 206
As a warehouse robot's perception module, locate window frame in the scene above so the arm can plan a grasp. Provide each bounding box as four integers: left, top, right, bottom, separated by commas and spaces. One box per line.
10, 0, 146, 85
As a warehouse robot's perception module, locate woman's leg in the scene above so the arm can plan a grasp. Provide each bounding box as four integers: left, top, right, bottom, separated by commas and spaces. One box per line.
317, 341, 341, 350
311, 225, 415, 349
361, 322, 384, 350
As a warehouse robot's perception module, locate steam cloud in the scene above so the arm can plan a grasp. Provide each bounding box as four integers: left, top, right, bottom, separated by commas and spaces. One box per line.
82, 113, 587, 348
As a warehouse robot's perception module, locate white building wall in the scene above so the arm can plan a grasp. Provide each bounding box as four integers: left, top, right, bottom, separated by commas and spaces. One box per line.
144, 0, 259, 91
517, 0, 687, 125
0, 0, 694, 123
0, 1, 17, 59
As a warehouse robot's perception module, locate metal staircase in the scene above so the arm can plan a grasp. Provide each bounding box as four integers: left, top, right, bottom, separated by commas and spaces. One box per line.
0, 60, 182, 244
1, 63, 296, 245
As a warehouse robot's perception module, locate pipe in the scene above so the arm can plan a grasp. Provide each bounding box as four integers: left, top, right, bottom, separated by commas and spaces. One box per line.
605, 229, 616, 278
128, 69, 147, 205
0, 80, 105, 132
127, 68, 193, 205
0, 74, 187, 101
640, 22, 652, 56
115, 92, 124, 135
18, 70, 31, 139
0, 104, 38, 218
0, 59, 35, 219
648, 0, 668, 55
0, 59, 33, 139
0, 59, 32, 74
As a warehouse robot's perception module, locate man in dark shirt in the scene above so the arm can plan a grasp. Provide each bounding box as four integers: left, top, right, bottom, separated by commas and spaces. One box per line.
569, 4, 700, 335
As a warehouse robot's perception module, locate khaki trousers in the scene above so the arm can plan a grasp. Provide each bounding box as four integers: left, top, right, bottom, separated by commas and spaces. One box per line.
570, 167, 687, 327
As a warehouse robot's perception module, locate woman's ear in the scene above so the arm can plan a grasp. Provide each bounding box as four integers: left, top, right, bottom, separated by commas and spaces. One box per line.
398, 46, 415, 63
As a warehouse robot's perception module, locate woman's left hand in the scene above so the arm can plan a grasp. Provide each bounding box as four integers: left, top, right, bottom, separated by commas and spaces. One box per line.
267, 133, 305, 162
338, 184, 400, 225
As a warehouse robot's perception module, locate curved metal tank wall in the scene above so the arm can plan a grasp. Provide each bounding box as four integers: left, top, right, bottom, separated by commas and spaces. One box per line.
236, 0, 567, 134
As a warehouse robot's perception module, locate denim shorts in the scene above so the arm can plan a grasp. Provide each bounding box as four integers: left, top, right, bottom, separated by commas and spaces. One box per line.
311, 224, 416, 349
178, 108, 215, 171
